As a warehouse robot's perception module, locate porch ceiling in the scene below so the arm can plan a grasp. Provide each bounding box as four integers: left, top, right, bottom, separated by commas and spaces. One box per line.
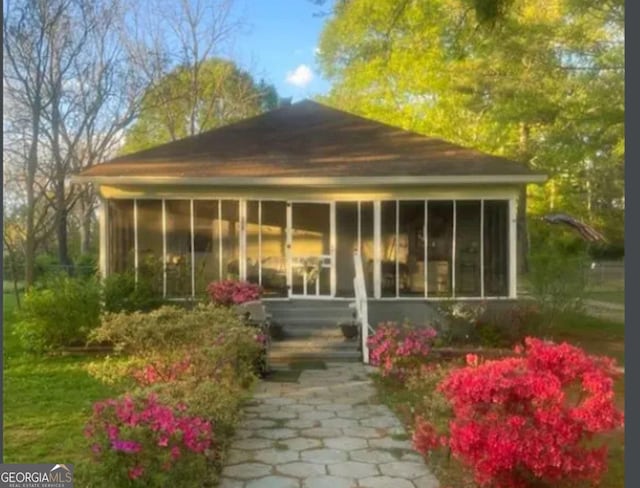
75, 100, 546, 184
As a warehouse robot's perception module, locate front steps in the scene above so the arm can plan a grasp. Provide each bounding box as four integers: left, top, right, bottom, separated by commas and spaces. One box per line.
265, 300, 361, 363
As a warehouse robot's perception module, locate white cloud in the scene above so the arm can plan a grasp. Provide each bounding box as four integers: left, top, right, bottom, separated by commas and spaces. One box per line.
285, 64, 313, 88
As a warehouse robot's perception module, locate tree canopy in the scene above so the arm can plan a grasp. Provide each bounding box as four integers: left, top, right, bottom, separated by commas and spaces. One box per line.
317, 0, 624, 250
122, 58, 278, 153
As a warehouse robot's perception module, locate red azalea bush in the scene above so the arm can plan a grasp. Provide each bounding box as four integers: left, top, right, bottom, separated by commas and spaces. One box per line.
367, 322, 437, 377
85, 393, 214, 487
413, 338, 624, 488
206, 280, 261, 306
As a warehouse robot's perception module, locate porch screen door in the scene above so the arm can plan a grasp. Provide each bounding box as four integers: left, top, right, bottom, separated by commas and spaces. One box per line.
288, 202, 334, 297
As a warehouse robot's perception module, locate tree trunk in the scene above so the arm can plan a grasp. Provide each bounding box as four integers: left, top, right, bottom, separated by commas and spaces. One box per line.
24, 112, 40, 287
56, 186, 71, 269
518, 122, 531, 275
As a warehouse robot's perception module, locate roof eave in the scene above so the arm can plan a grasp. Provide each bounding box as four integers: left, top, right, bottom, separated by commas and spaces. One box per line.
71, 174, 548, 186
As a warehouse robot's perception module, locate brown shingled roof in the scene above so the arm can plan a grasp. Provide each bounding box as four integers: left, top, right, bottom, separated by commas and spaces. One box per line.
76, 100, 543, 181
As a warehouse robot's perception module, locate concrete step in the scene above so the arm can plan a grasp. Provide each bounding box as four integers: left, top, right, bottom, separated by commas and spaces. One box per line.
275, 326, 347, 339
270, 337, 359, 350
269, 349, 361, 363
273, 317, 354, 328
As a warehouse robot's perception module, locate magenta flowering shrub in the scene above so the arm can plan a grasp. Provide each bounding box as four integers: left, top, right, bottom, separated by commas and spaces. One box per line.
85, 393, 213, 486
367, 322, 437, 377
206, 280, 261, 306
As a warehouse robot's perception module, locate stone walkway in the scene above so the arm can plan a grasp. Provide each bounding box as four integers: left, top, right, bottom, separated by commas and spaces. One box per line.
219, 362, 439, 488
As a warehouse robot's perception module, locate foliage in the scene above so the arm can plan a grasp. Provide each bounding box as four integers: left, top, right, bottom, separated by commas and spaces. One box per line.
206, 280, 262, 306
74, 253, 98, 279
528, 243, 589, 327
318, 0, 624, 249
84, 393, 213, 487
102, 271, 163, 314
414, 338, 624, 488
14, 275, 102, 352
88, 304, 263, 443
367, 322, 437, 377
435, 301, 544, 347
122, 58, 279, 154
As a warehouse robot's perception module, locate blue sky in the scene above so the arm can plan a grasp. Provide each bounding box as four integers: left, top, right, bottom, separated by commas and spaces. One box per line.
233, 0, 333, 101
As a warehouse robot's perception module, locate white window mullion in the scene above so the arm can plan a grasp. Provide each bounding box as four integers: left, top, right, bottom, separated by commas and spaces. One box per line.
133, 199, 139, 284
162, 199, 167, 298
330, 201, 336, 297
395, 200, 400, 298
99, 198, 109, 279
424, 200, 428, 299
190, 199, 195, 298
357, 201, 362, 254
218, 200, 223, 280
373, 201, 382, 299
258, 201, 262, 286
452, 200, 456, 298
239, 200, 246, 281
480, 199, 485, 298
509, 197, 518, 298
286, 202, 292, 296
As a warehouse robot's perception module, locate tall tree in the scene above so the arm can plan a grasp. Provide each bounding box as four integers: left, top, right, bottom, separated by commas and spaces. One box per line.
122, 59, 278, 153
317, 0, 624, 255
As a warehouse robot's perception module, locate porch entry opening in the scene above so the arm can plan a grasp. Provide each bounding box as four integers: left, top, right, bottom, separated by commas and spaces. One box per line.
288, 202, 334, 297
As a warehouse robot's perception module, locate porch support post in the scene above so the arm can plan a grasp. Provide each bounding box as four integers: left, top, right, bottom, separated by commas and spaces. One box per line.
286, 202, 292, 296
452, 201, 457, 298
239, 200, 247, 281
258, 201, 262, 286
98, 196, 108, 279
509, 196, 518, 298
330, 201, 336, 297
480, 199, 485, 298
395, 200, 400, 298
373, 201, 381, 299
133, 199, 139, 284
190, 199, 195, 298
424, 200, 428, 299
162, 199, 167, 298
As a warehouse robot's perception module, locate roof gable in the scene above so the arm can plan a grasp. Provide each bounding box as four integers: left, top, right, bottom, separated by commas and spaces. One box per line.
76, 100, 544, 182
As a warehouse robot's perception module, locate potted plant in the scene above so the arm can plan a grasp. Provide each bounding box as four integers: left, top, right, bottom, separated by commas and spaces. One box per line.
338, 320, 359, 340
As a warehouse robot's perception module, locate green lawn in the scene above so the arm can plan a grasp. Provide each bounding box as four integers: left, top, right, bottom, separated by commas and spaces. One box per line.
373, 311, 625, 488
3, 293, 118, 486
586, 290, 625, 305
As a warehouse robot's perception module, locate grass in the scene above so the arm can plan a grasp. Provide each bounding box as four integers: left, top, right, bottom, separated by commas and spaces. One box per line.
550, 310, 624, 365
372, 310, 625, 488
585, 290, 625, 305
2, 293, 119, 486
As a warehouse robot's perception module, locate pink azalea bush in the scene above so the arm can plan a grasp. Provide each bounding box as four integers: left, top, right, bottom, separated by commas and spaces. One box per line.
206, 280, 261, 306
367, 322, 437, 377
86, 305, 264, 484
85, 393, 214, 486
412, 338, 624, 488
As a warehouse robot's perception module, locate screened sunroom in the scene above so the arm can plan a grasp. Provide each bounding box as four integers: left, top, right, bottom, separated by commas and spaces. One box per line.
74, 100, 545, 303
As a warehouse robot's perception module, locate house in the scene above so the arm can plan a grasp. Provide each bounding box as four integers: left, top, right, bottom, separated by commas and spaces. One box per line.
73, 100, 546, 356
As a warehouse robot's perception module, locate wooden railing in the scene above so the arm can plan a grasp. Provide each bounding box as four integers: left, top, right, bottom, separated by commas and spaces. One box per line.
353, 251, 373, 363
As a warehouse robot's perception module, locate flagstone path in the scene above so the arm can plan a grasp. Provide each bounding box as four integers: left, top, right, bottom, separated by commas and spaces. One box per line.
219, 362, 439, 488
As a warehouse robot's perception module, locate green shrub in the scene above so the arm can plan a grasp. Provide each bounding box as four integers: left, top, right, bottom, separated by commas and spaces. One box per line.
528, 247, 589, 328
102, 271, 162, 313
74, 253, 98, 279
15, 275, 102, 353
34, 253, 60, 281
87, 304, 262, 470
